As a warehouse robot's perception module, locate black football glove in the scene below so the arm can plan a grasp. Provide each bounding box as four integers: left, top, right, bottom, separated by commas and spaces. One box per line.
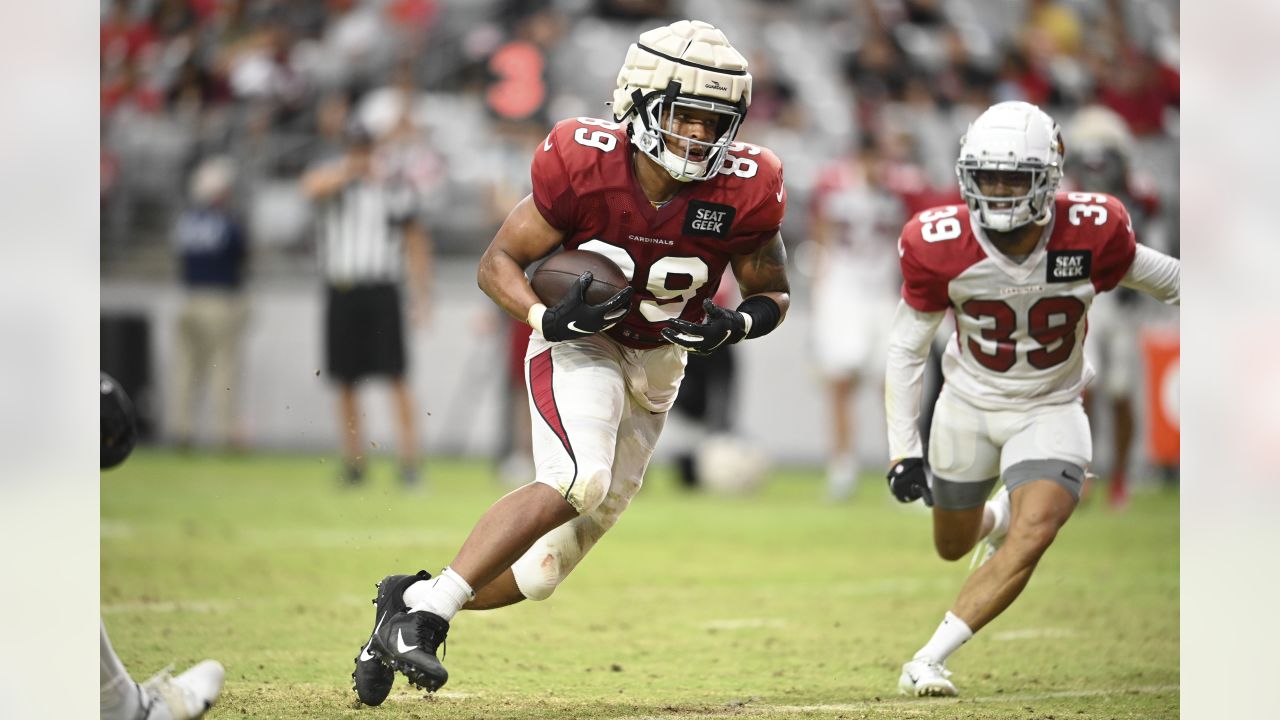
540, 271, 635, 342
887, 457, 934, 506
660, 299, 748, 355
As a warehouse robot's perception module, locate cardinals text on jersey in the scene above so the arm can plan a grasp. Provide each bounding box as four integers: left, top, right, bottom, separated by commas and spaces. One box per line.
897, 191, 1136, 410
531, 117, 786, 349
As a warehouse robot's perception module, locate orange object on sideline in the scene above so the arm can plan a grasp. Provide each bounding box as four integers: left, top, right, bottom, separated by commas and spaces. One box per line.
1141, 330, 1180, 465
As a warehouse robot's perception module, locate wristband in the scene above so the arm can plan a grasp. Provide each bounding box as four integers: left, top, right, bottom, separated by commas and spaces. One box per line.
527, 303, 547, 335
736, 295, 781, 339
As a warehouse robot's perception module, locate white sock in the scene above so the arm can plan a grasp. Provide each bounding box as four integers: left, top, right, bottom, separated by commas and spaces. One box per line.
402, 567, 475, 622
826, 453, 857, 496
100, 621, 144, 720
914, 611, 974, 664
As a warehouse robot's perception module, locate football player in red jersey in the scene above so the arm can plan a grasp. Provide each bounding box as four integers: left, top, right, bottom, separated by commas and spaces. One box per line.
883, 102, 1179, 696
349, 20, 791, 703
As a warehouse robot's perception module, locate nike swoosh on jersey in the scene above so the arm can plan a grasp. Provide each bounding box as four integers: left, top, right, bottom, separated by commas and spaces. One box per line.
565, 321, 592, 334
897, 236, 906, 258
396, 628, 419, 653
544, 137, 553, 151
776, 188, 784, 202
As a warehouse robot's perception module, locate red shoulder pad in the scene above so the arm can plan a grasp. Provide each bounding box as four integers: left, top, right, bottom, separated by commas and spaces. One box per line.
530, 117, 630, 230
710, 141, 786, 254
1052, 192, 1137, 292
896, 204, 981, 313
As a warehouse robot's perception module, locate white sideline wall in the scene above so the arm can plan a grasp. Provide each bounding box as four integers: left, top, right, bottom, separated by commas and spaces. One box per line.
102, 259, 883, 466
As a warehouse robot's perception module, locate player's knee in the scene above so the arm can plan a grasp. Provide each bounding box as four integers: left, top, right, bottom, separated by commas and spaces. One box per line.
571, 464, 612, 515
1010, 516, 1062, 556
512, 547, 567, 601
512, 528, 587, 602
515, 564, 562, 601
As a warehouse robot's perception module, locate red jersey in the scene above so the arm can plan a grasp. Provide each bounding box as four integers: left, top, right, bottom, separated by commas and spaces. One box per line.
897, 192, 1136, 409
531, 117, 785, 349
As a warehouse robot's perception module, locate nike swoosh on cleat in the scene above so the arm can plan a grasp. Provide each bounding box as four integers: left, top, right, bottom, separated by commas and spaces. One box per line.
358, 611, 389, 661
396, 628, 419, 653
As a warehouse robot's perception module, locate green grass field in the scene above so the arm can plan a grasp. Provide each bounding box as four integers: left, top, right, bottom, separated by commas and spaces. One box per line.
102, 452, 1178, 719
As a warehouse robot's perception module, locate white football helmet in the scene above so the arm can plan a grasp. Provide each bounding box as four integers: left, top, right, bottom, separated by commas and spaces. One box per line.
956, 101, 1064, 232
612, 20, 752, 182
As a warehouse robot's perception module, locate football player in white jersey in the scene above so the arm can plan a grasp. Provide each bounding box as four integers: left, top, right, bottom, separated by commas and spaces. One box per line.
882, 101, 1180, 696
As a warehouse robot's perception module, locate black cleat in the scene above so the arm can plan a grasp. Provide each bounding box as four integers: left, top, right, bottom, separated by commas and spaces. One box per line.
352, 571, 430, 706
370, 607, 451, 692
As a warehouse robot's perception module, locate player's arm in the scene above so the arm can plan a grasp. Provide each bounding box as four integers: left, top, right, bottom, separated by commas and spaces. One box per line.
477, 194, 565, 324
884, 300, 945, 504
300, 160, 352, 200
1119, 244, 1179, 305
404, 219, 433, 325
661, 232, 791, 354
477, 195, 633, 341
885, 300, 945, 462
731, 230, 791, 324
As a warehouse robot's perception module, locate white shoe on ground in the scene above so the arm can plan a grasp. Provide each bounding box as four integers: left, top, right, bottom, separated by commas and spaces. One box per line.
898, 656, 958, 697
142, 659, 225, 720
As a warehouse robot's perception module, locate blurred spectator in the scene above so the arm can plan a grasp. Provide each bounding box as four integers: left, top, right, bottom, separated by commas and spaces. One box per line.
671, 271, 742, 491
1064, 104, 1170, 507
482, 121, 548, 487
170, 156, 250, 451
808, 135, 906, 500
591, 0, 672, 22
301, 121, 433, 487
99, 1, 1181, 474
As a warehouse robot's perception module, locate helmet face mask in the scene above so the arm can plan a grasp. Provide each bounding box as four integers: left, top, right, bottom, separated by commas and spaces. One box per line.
629, 88, 744, 182
956, 101, 1064, 233
612, 20, 751, 183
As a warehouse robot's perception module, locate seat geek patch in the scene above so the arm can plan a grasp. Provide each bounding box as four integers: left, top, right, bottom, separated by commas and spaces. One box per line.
1046, 250, 1091, 283
683, 201, 736, 239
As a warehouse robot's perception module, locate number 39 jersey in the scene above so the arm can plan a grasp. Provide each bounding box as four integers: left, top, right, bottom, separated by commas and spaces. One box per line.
531, 117, 786, 349
898, 192, 1137, 410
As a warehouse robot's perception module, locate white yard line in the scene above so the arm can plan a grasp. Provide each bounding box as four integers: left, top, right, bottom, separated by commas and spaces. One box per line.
702, 618, 788, 631
101, 600, 231, 615
616, 684, 1179, 719
990, 626, 1079, 641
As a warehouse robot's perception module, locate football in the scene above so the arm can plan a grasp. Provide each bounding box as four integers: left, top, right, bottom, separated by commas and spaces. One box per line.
530, 249, 630, 306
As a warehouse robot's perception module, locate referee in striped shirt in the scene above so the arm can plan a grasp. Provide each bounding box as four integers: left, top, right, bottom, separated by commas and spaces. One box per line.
302, 120, 433, 486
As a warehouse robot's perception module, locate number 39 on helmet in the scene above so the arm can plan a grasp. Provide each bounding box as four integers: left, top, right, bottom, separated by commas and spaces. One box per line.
956, 101, 1065, 232
611, 20, 752, 183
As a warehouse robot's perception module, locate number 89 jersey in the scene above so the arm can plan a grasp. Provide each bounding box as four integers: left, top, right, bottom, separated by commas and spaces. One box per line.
531, 117, 786, 349
898, 192, 1136, 410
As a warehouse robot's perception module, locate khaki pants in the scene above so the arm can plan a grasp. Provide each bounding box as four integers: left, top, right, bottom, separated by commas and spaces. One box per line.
172, 289, 249, 445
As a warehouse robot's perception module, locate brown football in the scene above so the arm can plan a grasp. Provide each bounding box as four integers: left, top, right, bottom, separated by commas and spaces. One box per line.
530, 249, 631, 306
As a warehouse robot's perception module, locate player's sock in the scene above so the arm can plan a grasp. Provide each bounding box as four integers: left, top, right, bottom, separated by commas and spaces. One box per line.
914, 611, 974, 664
403, 567, 474, 621
100, 622, 144, 720
1108, 470, 1129, 508
826, 453, 857, 500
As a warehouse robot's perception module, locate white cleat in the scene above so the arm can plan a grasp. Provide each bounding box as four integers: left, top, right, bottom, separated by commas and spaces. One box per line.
898, 657, 958, 697
970, 486, 1011, 570
142, 659, 225, 720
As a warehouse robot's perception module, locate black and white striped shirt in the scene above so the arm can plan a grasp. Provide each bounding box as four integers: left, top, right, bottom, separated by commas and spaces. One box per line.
317, 177, 418, 285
